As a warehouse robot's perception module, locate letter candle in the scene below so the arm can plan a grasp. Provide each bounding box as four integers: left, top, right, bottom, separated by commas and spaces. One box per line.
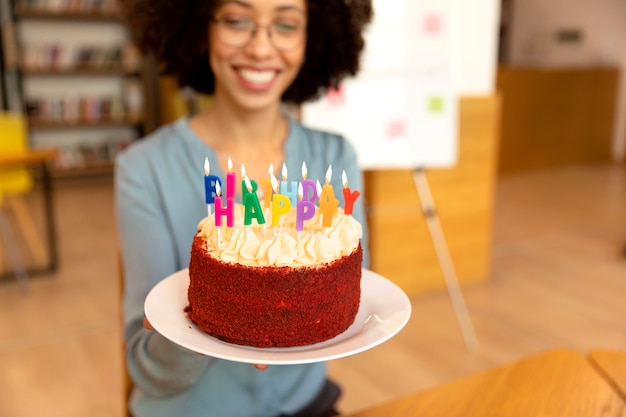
316, 179, 323, 228
259, 164, 276, 235
214, 181, 235, 228
204, 157, 221, 217
280, 163, 298, 207
296, 180, 316, 232
213, 182, 223, 250
243, 175, 265, 244
318, 165, 339, 228
270, 171, 280, 236
272, 194, 292, 230
259, 163, 274, 224
242, 175, 265, 226
226, 156, 236, 200
341, 169, 361, 215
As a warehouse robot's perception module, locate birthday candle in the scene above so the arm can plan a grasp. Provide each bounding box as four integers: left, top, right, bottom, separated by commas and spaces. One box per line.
272, 194, 292, 227
341, 169, 360, 215
279, 163, 298, 207
259, 163, 274, 209
214, 181, 235, 228
243, 175, 265, 226
270, 170, 279, 235
204, 157, 221, 216
318, 165, 339, 227
296, 181, 316, 231
240, 163, 259, 199
226, 156, 236, 200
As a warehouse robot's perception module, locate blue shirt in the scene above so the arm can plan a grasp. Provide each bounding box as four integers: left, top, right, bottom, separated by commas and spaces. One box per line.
115, 116, 369, 417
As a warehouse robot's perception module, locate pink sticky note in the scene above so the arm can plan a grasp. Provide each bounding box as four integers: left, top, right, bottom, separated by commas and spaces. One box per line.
423, 13, 442, 35
386, 119, 407, 141
326, 86, 346, 107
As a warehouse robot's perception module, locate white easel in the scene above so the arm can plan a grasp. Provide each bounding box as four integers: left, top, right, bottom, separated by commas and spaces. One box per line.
412, 167, 478, 352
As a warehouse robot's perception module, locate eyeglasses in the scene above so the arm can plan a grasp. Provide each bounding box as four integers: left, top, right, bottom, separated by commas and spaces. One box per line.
211, 17, 306, 51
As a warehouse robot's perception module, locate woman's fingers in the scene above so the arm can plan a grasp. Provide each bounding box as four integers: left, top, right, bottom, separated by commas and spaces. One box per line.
143, 318, 266, 367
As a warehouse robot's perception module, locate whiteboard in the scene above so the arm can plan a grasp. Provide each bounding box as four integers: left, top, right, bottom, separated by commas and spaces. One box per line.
301, 0, 458, 169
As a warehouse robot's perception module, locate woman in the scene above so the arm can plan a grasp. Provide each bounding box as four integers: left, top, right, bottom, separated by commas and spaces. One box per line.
115, 0, 372, 416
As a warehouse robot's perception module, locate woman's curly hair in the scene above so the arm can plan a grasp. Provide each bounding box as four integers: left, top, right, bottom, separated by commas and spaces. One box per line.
120, 0, 373, 104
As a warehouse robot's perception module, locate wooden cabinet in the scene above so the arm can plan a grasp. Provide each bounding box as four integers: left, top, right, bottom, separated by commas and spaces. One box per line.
496, 66, 618, 174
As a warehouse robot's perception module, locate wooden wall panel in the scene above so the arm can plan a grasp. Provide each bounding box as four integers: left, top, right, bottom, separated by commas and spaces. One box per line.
364, 96, 500, 296
496, 66, 619, 174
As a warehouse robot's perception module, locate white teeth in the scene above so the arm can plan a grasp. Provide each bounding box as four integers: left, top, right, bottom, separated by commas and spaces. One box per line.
239, 69, 275, 84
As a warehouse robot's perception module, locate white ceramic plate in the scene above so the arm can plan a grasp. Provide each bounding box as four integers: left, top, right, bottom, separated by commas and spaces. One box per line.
145, 268, 411, 365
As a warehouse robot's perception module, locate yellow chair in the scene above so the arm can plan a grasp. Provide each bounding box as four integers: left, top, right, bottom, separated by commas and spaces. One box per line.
0, 112, 48, 278
158, 76, 212, 125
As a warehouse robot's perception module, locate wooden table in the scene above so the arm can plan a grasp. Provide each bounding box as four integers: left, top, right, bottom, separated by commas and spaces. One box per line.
0, 149, 58, 276
590, 349, 626, 400
343, 349, 626, 417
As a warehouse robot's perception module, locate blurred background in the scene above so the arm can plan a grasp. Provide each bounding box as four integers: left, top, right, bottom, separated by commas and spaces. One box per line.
0, 0, 625, 416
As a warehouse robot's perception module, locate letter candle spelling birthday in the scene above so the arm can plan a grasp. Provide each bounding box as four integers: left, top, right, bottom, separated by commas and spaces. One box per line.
318, 165, 339, 227
341, 169, 361, 215
280, 163, 298, 207
204, 157, 221, 217
226, 156, 236, 200
259, 164, 274, 224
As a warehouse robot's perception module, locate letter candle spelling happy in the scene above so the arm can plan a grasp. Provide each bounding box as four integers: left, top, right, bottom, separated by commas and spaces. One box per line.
204, 159, 359, 238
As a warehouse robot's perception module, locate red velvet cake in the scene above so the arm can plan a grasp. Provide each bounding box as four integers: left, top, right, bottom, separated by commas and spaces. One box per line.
185, 204, 363, 348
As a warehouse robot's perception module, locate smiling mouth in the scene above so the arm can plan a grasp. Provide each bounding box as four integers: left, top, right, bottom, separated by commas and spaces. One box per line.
238, 68, 277, 84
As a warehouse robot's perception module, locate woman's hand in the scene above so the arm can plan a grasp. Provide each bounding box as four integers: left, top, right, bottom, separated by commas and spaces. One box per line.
143, 317, 268, 371
143, 317, 155, 330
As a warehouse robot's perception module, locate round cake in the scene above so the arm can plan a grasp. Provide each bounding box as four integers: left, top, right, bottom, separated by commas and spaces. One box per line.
185, 204, 363, 348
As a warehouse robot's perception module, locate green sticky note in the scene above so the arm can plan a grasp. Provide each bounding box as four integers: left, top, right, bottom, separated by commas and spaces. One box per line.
428, 96, 445, 113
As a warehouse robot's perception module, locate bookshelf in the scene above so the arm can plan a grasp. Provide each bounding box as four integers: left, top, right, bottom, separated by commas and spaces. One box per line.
0, 0, 159, 178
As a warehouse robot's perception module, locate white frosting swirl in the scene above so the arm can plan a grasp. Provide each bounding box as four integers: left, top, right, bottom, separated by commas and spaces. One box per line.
196, 203, 362, 267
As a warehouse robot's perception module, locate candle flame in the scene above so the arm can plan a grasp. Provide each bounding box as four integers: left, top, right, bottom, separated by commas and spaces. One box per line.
342, 170, 348, 188
244, 175, 253, 193
204, 157, 210, 176
271, 172, 279, 193
298, 182, 303, 199
215, 181, 221, 197
316, 180, 322, 197
241, 163, 246, 178
325, 165, 333, 184
281, 163, 288, 181
227, 156, 233, 172
301, 161, 307, 180
269, 162, 274, 176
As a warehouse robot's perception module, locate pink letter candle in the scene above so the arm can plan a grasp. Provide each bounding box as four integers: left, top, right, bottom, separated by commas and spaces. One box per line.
214, 182, 234, 227
226, 156, 236, 199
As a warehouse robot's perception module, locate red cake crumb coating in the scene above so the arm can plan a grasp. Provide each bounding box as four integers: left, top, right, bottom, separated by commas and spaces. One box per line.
186, 236, 363, 348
